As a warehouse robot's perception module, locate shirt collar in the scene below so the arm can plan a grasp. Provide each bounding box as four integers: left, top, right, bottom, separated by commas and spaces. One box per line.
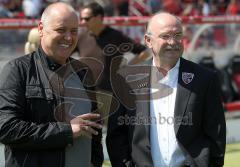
152, 58, 180, 85
46, 56, 62, 71
38, 46, 62, 71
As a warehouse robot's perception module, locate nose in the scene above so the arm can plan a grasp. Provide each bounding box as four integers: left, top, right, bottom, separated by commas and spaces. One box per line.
167, 37, 177, 45
80, 19, 87, 25
64, 31, 72, 41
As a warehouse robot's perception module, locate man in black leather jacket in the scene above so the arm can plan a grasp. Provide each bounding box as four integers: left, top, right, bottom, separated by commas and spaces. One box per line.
0, 2, 103, 167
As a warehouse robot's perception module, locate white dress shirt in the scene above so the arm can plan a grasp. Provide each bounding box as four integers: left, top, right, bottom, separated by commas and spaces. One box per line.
150, 59, 185, 167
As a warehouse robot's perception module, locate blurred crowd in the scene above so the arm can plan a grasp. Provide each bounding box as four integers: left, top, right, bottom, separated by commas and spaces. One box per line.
0, 0, 240, 19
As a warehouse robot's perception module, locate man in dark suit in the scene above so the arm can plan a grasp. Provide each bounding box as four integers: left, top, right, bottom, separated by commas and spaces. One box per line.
106, 12, 226, 167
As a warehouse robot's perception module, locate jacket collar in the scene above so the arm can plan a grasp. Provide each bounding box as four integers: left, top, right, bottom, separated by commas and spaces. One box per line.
174, 58, 194, 134
37, 47, 63, 71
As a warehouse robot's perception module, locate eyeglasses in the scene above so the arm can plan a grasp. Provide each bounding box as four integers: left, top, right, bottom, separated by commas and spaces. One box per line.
158, 33, 183, 41
80, 16, 94, 22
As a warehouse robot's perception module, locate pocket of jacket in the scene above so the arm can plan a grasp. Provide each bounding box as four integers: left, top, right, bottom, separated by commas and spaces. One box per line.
25, 85, 53, 100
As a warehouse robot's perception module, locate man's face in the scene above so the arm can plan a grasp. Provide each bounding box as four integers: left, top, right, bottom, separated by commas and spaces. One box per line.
80, 8, 96, 31
145, 16, 184, 63
39, 11, 79, 64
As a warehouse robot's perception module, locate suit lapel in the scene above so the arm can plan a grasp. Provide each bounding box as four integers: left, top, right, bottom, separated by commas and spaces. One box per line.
134, 58, 195, 151
132, 64, 152, 150
174, 58, 194, 135
137, 63, 166, 149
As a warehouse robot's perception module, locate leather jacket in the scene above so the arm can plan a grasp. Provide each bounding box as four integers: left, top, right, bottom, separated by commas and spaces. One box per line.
0, 48, 103, 167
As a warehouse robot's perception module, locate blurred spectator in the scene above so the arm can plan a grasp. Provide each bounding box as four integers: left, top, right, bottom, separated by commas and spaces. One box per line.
197, 0, 210, 16
148, 0, 161, 14
76, 0, 114, 16
213, 0, 228, 15
182, 1, 198, 16
210, 3, 219, 15
0, 0, 17, 17
112, 0, 128, 16
162, 0, 182, 15
22, 0, 42, 18
24, 27, 40, 54
0, 0, 239, 18
226, 0, 239, 15
78, 2, 150, 89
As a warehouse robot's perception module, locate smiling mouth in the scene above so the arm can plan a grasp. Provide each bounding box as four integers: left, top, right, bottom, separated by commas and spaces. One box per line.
60, 44, 70, 48
165, 49, 180, 51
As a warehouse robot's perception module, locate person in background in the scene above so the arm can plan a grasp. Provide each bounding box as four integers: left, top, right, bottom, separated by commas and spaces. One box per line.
77, 2, 150, 119
78, 2, 150, 80
0, 2, 103, 167
226, 0, 239, 15
22, 0, 42, 18
0, 0, 17, 18
106, 12, 226, 167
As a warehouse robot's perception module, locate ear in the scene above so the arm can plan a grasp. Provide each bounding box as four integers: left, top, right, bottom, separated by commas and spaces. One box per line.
38, 21, 43, 37
144, 34, 152, 49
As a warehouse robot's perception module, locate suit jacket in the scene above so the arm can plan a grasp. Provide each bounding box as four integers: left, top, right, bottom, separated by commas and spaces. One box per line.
106, 57, 226, 167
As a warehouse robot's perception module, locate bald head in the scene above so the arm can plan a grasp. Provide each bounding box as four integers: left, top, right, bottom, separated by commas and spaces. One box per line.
38, 2, 79, 65
146, 12, 182, 36
41, 2, 78, 26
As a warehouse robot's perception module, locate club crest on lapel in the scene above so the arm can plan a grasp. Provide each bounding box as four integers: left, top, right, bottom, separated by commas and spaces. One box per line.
182, 72, 194, 84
